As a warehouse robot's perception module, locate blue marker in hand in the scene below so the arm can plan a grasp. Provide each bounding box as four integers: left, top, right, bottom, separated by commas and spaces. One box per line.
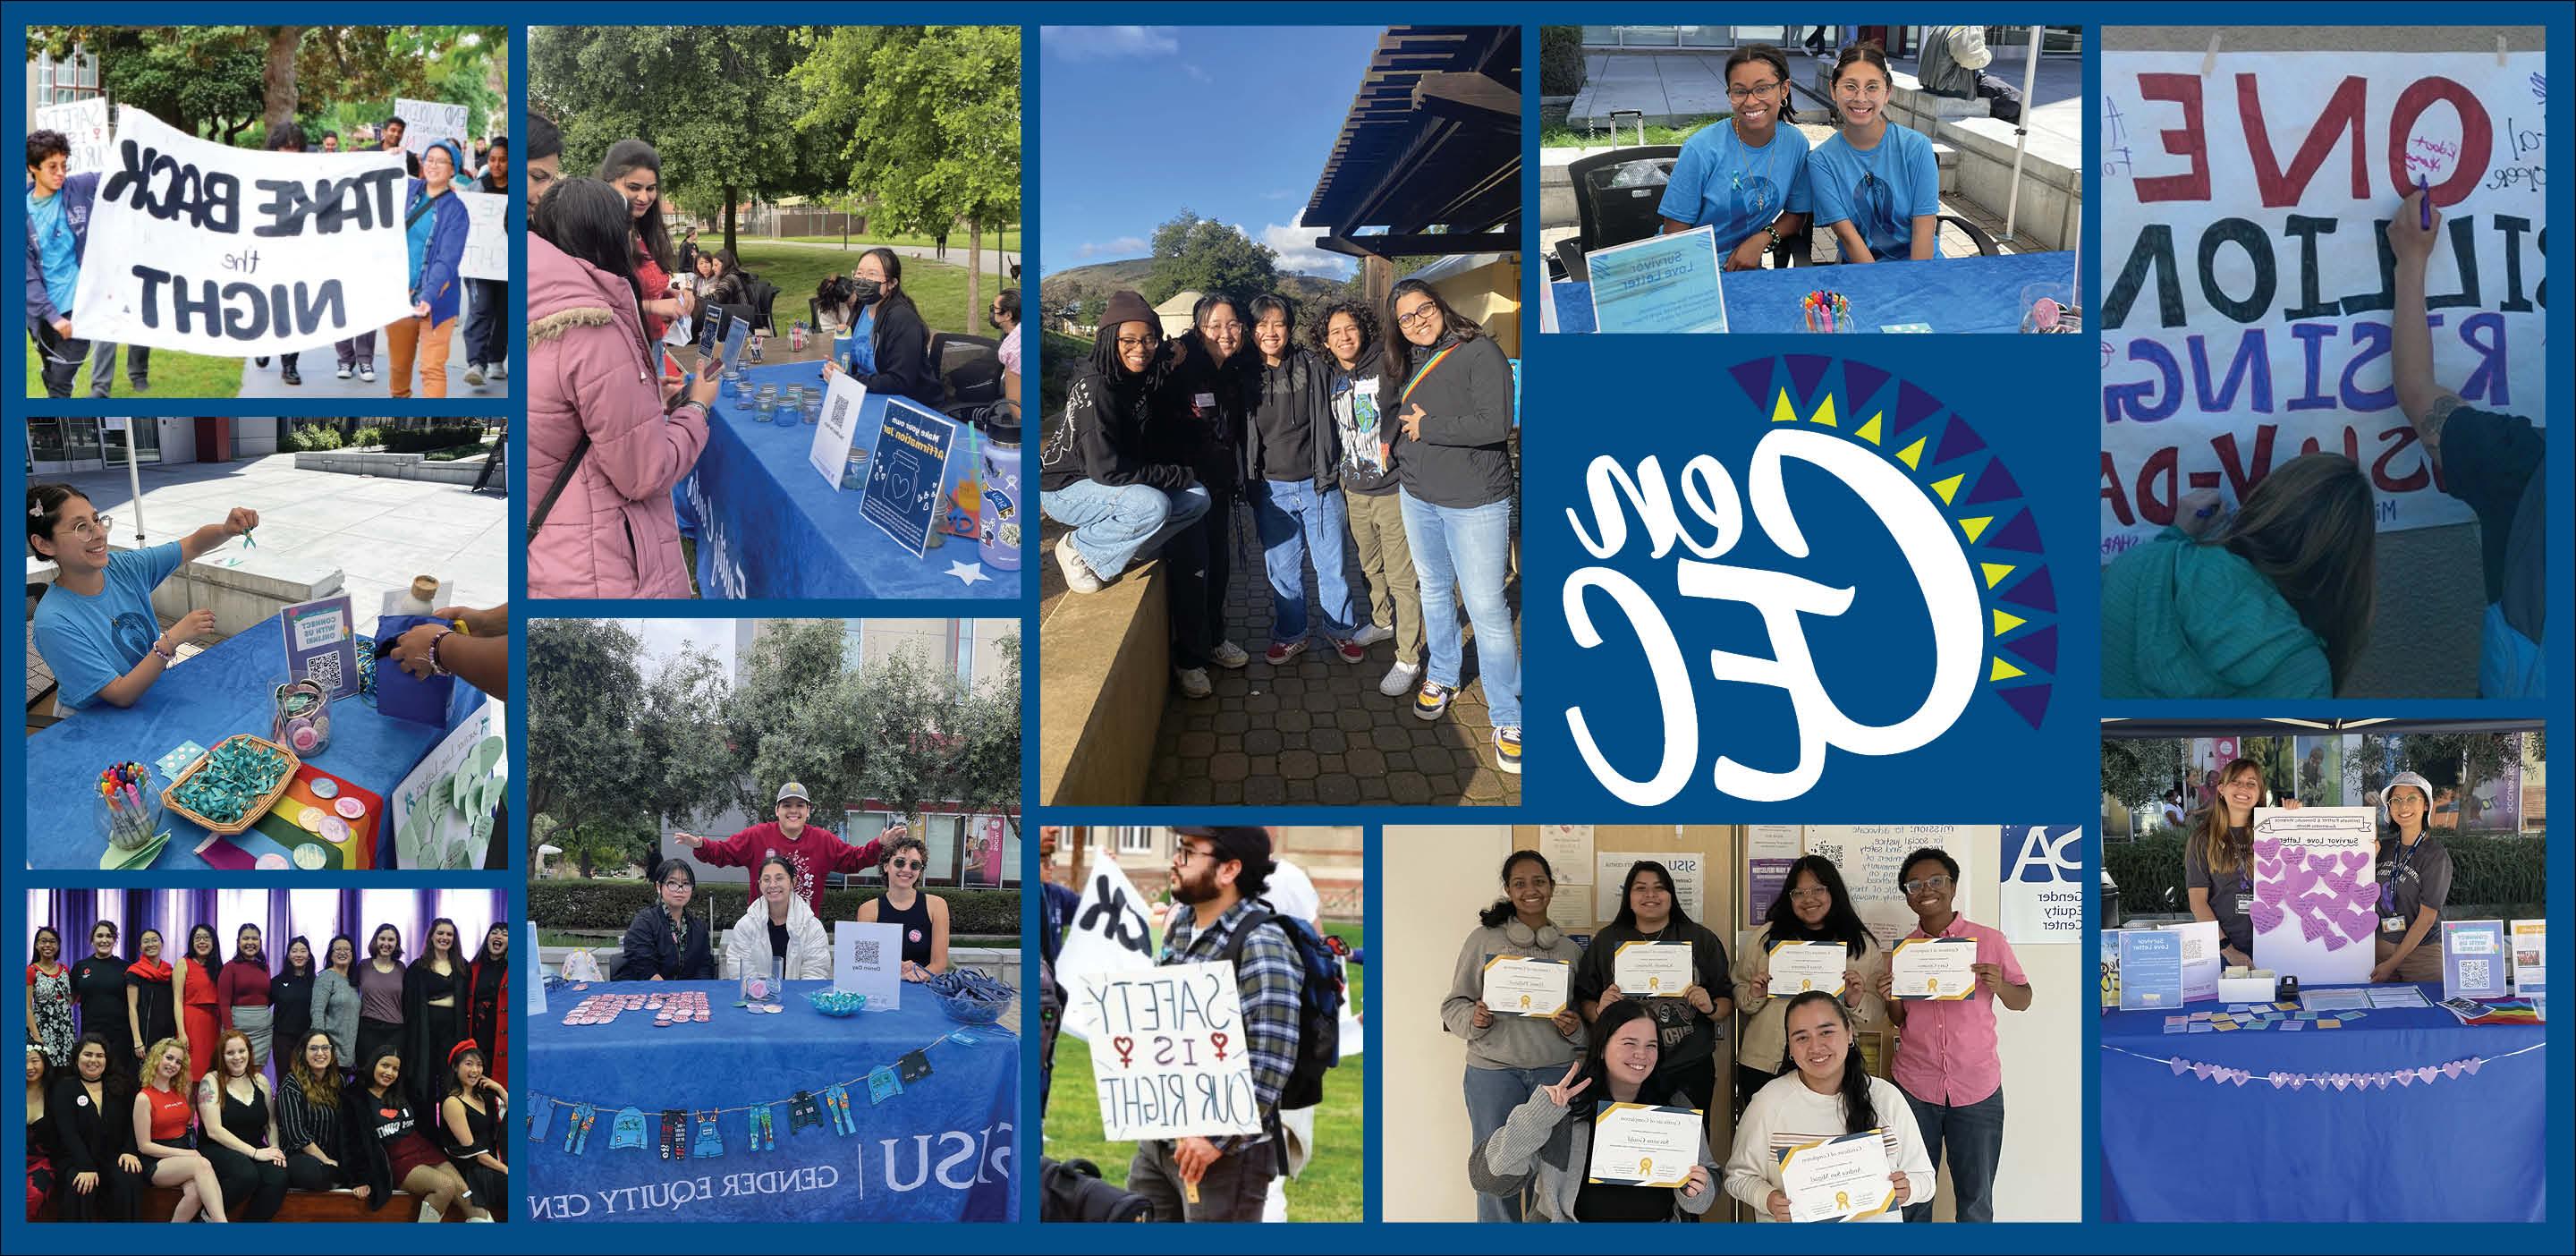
2418, 174, 2432, 229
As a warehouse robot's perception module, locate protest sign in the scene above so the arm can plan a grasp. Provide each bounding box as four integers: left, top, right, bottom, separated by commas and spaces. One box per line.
2099, 51, 2547, 558
452, 188, 509, 281
394, 98, 469, 157
69, 106, 413, 354
1053, 855, 1157, 1037
37, 98, 113, 174
1076, 960, 1264, 1142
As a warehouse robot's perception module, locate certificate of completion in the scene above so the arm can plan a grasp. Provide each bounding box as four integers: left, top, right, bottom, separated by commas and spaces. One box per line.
1890, 937, 1979, 1000
1614, 940, 1696, 997
1767, 940, 1847, 997
1777, 1129, 1894, 1221
1481, 955, 1572, 1017
1587, 1103, 1703, 1187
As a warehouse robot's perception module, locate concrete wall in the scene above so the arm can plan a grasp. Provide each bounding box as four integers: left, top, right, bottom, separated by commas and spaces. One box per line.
292, 449, 488, 484
145, 549, 343, 641
1038, 562, 1171, 805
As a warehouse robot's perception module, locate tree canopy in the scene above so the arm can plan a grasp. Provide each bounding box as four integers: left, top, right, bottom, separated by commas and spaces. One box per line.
29, 25, 507, 146
1146, 208, 1282, 307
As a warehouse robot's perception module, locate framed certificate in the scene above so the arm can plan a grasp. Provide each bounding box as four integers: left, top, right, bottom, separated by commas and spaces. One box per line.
1777, 1129, 1894, 1221
1614, 939, 1695, 997
1481, 955, 1572, 1017
1890, 937, 1979, 1001
1588, 1102, 1703, 1187
1767, 940, 1847, 997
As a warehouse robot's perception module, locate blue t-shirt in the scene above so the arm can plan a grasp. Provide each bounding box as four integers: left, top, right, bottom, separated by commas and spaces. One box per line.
846, 307, 879, 376
1809, 123, 1943, 261
1657, 121, 1813, 255
32, 542, 183, 711
403, 182, 439, 290
28, 189, 79, 313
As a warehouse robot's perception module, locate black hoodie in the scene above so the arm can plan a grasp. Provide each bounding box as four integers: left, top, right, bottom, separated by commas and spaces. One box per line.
1326, 341, 1398, 495
1247, 346, 1336, 490
1146, 330, 1248, 496
1040, 360, 1196, 495
1384, 332, 1515, 509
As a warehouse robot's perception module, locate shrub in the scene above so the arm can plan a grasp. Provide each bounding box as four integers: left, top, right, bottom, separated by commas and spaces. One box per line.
292, 423, 343, 451
528, 879, 1024, 938
1539, 27, 1587, 96
350, 426, 386, 450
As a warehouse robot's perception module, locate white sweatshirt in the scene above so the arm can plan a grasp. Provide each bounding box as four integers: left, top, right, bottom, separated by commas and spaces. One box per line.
1723, 1071, 1934, 1221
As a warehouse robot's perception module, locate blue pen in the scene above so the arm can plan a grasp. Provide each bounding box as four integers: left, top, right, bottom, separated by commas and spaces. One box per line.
2418, 175, 2431, 229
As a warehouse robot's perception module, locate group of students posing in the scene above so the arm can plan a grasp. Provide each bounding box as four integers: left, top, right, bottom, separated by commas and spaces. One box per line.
25, 917, 509, 1222
1040, 282, 1522, 773
1448, 847, 2032, 1222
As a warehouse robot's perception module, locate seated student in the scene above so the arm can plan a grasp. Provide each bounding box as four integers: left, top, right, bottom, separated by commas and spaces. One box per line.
1875, 849, 2029, 1223
1038, 289, 1213, 594
2387, 189, 2545, 698
621, 859, 716, 980
812, 274, 860, 336
278, 1031, 360, 1195
343, 1046, 487, 1222
194, 1030, 287, 1222
723, 855, 833, 981
1918, 26, 2021, 123
819, 247, 941, 407
856, 833, 950, 980
49, 1033, 146, 1221
1725, 992, 1933, 1222
1659, 44, 1811, 271
1811, 44, 1943, 263
26, 485, 258, 715
132, 1037, 226, 1222
1466, 998, 1719, 1221
439, 1045, 506, 1222
2098, 453, 2374, 699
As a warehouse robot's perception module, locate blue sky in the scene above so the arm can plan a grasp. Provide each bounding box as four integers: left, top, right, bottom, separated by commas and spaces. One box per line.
1038, 25, 1385, 278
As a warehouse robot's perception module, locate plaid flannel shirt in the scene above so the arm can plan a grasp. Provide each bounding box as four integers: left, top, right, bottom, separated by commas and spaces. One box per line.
1164, 895, 1304, 1154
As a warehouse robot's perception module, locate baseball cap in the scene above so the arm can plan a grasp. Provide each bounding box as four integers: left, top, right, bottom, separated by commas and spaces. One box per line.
775, 781, 812, 805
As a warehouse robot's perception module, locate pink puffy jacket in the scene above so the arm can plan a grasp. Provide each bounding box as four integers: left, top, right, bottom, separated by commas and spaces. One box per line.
525, 234, 709, 598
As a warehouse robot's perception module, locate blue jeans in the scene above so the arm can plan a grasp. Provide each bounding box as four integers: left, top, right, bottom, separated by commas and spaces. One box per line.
1464, 1064, 1563, 1222
1400, 489, 1520, 727
1041, 479, 1209, 579
1251, 479, 1359, 642
1902, 1084, 2004, 1221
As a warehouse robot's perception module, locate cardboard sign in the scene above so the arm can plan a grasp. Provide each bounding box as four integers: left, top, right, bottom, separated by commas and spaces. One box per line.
860, 398, 959, 557
70, 106, 413, 354
2249, 806, 2377, 985
1076, 961, 1263, 1141
809, 373, 871, 490
833, 921, 902, 1007
452, 189, 509, 282
2099, 52, 2548, 557
393, 98, 469, 157
280, 594, 358, 700
36, 98, 112, 174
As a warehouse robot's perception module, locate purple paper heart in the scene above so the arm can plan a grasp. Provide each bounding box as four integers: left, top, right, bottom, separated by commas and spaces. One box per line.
2463, 1057, 2483, 1075
2228, 1070, 2250, 1087
2340, 906, 2380, 942
2418, 1066, 2438, 1085
2288, 1075, 2305, 1090
2339, 850, 2368, 874
2252, 836, 2282, 861
2318, 869, 2351, 897
2330, 1074, 2349, 1091
2273, 843, 2300, 865
2168, 1057, 2188, 1076
2395, 1070, 2413, 1087
2287, 864, 2320, 896
2192, 1062, 2215, 1081
2250, 898, 2286, 935
2255, 858, 2284, 881
2297, 910, 2330, 942
2441, 1061, 2463, 1079
2371, 1073, 2390, 1090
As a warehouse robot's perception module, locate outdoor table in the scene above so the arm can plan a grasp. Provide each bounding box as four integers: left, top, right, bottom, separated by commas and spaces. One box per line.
674, 361, 1013, 599
1550, 250, 2077, 335
25, 613, 480, 870
521, 980, 1018, 1222
2097, 984, 2544, 1221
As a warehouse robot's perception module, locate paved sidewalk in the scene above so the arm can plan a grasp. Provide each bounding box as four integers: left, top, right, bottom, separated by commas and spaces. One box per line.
236, 316, 496, 401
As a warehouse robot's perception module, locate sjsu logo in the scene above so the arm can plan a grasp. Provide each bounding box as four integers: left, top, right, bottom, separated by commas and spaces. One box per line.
1562, 356, 2057, 804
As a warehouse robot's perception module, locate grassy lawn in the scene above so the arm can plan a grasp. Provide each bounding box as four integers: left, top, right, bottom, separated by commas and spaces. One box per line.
778, 226, 1019, 254
727, 241, 994, 339
24, 340, 244, 398
1541, 115, 1724, 147
1045, 921, 1368, 1223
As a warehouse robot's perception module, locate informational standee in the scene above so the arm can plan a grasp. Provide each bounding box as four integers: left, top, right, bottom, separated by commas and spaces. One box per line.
1075, 960, 1263, 1142
2099, 51, 2548, 556
69, 106, 413, 354
452, 189, 509, 282
1999, 824, 2087, 945
35, 98, 112, 174
2247, 805, 2378, 984
860, 400, 959, 557
1801, 825, 1975, 947
1594, 849, 1705, 921
393, 97, 470, 156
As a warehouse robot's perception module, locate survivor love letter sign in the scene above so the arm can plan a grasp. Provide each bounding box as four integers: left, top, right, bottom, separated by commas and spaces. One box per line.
71, 106, 412, 355
1076, 961, 1262, 1142
2098, 51, 2546, 556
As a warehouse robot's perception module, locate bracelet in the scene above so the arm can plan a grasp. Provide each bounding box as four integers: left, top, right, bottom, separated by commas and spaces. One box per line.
152, 640, 177, 663
427, 627, 457, 677
1765, 223, 1784, 250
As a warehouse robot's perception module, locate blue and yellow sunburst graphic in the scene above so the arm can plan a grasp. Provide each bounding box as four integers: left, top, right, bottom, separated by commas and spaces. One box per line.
1728, 355, 2057, 729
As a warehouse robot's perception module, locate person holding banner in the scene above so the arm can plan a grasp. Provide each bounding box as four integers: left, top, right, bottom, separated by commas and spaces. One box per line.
525, 176, 715, 598
23, 129, 148, 398
1466, 999, 1720, 1221
855, 833, 951, 980
2386, 189, 2547, 700
1443, 850, 1585, 1221
1809, 44, 1941, 264
1657, 44, 1811, 271
26, 483, 257, 715
1731, 855, 1886, 1111
619, 860, 716, 981
720, 855, 833, 981
1874, 848, 2028, 1223
1570, 861, 1732, 1111
252, 127, 313, 385
2368, 771, 2452, 985
1040, 290, 1213, 599
2183, 757, 2263, 966
672, 782, 892, 918
820, 247, 942, 407
382, 138, 471, 399
462, 135, 511, 389
1726, 992, 1930, 1222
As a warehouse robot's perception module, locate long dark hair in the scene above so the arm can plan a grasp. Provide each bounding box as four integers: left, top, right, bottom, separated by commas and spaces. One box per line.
359, 1042, 406, 1100
473, 921, 508, 968
1780, 990, 1875, 1134
1725, 43, 1798, 124
368, 923, 404, 965
228, 922, 263, 968
1479, 851, 1555, 929
1576, 998, 1665, 1110
1610, 860, 1693, 934
416, 917, 462, 970
31, 925, 62, 966
597, 138, 673, 273
1378, 278, 1484, 393
279, 935, 314, 978
1763, 854, 1877, 954
533, 176, 656, 367
1830, 42, 1893, 95
2194, 757, 2264, 878
1087, 317, 1160, 380
860, 246, 924, 350
186, 923, 222, 981
25, 483, 93, 558
70, 1031, 132, 1103
324, 933, 357, 978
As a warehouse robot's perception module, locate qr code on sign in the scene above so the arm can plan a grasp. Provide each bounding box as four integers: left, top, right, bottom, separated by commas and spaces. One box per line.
849, 939, 882, 967
2457, 958, 2492, 989
304, 652, 343, 694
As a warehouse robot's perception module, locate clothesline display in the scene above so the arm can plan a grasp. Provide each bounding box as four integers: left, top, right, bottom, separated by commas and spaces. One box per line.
529, 1024, 992, 1153
2101, 1040, 2542, 1091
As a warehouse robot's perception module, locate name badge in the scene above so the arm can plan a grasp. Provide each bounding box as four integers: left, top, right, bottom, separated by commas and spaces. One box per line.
2234, 893, 2255, 916
1193, 391, 1216, 410
2382, 915, 2408, 933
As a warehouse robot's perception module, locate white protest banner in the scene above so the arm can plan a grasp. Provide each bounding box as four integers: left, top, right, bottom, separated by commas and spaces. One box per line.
809, 373, 870, 491
1077, 960, 1263, 1142
69, 106, 412, 355
394, 98, 469, 157
1594, 850, 1703, 922
1054, 854, 1157, 1038
37, 98, 113, 174
2248, 806, 2378, 984
2099, 52, 2546, 558
2000, 824, 2088, 945
452, 189, 509, 282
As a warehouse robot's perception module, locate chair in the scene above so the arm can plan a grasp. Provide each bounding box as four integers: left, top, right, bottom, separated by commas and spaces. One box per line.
928, 331, 1004, 408
1554, 144, 1682, 282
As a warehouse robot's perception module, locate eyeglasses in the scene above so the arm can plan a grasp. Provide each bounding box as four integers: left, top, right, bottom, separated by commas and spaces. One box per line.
1788, 886, 1833, 902
1902, 875, 1953, 895
1174, 844, 1220, 866
1727, 81, 1782, 101
1114, 335, 1156, 350
1394, 305, 1440, 328
55, 514, 114, 541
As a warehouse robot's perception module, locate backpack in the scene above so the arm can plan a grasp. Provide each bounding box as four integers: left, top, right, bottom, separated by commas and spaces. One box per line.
1223, 906, 1347, 1115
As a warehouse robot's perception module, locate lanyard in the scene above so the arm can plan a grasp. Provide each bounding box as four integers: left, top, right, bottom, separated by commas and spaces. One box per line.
2379, 836, 2423, 913
1400, 344, 1457, 406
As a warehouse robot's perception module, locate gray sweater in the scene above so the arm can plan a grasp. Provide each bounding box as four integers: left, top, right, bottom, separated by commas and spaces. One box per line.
1443, 922, 1588, 1071
1467, 1086, 1721, 1222
309, 968, 360, 1065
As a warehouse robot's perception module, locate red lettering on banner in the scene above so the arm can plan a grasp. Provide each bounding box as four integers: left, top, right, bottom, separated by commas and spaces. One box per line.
2135, 73, 2211, 202
2240, 73, 2369, 207
2388, 77, 2494, 208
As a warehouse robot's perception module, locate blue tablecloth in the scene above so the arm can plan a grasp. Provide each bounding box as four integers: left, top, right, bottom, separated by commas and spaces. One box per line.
1551, 250, 2076, 335
25, 615, 478, 869
522, 980, 1018, 1222
2099, 985, 2544, 1221
675, 361, 1015, 599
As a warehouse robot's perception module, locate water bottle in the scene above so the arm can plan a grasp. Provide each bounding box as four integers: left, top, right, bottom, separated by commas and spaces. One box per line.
978, 417, 1022, 571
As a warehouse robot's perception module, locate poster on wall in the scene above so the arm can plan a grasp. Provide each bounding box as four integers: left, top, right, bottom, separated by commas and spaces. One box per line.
1538, 825, 1595, 883
1747, 824, 1801, 922
1801, 826, 1978, 948
2099, 50, 2548, 558
1594, 850, 1704, 923
2248, 806, 2378, 984
2292, 736, 2347, 807
2000, 825, 2087, 945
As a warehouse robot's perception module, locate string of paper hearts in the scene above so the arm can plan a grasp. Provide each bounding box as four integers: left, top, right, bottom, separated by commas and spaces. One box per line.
2103, 1041, 2542, 1091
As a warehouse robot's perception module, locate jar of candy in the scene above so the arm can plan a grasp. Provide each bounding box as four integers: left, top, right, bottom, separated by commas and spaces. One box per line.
272, 678, 332, 756
842, 448, 869, 491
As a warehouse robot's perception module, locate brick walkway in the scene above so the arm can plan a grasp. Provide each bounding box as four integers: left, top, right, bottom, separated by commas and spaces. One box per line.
1143, 497, 1523, 807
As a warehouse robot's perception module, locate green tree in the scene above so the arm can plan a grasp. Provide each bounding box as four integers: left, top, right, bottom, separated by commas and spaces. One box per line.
1146, 208, 1280, 307
527, 619, 650, 861
634, 644, 740, 836
945, 632, 1022, 841
2395, 732, 2520, 826
2099, 736, 2188, 819
33, 26, 504, 145
719, 620, 870, 819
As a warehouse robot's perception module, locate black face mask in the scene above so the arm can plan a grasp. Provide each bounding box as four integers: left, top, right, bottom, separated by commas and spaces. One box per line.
987, 310, 1004, 330
852, 277, 884, 303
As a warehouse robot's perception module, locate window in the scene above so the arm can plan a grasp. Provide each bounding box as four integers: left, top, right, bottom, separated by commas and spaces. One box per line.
952, 621, 975, 688
1114, 827, 1160, 857
923, 814, 962, 880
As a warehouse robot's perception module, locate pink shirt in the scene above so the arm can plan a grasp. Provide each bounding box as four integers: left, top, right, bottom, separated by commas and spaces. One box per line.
1890, 913, 2024, 1106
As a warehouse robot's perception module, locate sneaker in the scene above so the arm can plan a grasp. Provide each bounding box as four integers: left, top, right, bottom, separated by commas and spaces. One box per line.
1054, 535, 1105, 593
335, 363, 353, 380
1265, 638, 1309, 666
1378, 659, 1421, 697
1174, 666, 1213, 699
1208, 640, 1250, 669
127, 376, 148, 393
464, 361, 486, 386
281, 366, 301, 386
1414, 680, 1454, 720
254, 356, 270, 368
1349, 623, 1394, 648
1329, 636, 1367, 664
492, 360, 509, 380
358, 363, 377, 383
1495, 726, 1522, 775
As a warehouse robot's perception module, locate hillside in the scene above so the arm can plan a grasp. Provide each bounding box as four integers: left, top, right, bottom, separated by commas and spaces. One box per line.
1039, 258, 1348, 318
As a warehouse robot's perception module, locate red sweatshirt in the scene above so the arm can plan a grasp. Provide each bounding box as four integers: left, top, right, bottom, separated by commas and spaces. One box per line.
691, 821, 886, 917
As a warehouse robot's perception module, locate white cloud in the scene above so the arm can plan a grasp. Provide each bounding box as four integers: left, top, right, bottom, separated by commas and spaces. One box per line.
1077, 236, 1150, 259
1042, 27, 1181, 60
1253, 212, 1352, 278
1261, 189, 1298, 201
1184, 63, 1211, 82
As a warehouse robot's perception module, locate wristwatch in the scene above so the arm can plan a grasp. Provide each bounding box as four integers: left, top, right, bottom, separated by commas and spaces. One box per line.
426, 627, 458, 677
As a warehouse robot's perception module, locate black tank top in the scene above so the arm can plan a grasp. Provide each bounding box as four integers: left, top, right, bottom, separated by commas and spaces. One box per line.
876, 892, 935, 967
218, 1080, 271, 1150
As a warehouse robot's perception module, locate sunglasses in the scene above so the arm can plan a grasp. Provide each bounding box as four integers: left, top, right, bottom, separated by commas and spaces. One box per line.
889, 858, 923, 871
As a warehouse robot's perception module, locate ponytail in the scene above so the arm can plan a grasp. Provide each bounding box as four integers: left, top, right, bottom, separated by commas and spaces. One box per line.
1836, 1042, 1877, 1134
